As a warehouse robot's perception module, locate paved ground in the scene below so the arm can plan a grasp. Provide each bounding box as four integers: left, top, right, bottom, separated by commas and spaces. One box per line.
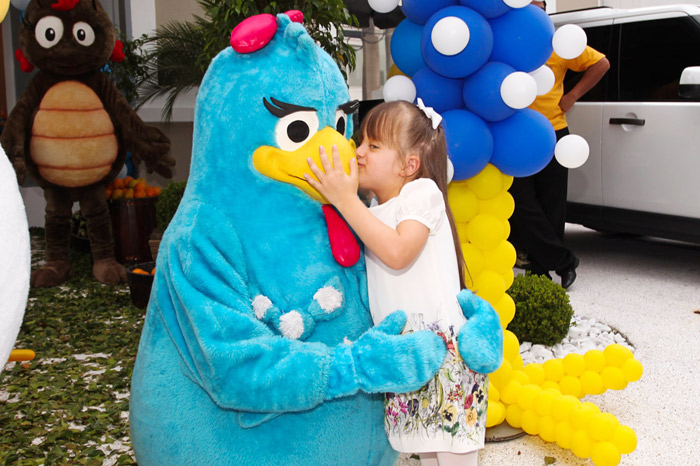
401, 224, 700, 466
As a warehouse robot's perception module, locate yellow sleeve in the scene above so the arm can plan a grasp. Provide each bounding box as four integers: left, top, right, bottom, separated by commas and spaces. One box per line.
567, 46, 606, 73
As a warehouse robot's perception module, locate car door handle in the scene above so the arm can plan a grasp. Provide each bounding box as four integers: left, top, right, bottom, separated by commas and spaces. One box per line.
609, 118, 645, 126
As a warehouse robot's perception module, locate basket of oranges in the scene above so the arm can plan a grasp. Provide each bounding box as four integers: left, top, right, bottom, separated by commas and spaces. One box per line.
107, 177, 161, 264
127, 261, 156, 309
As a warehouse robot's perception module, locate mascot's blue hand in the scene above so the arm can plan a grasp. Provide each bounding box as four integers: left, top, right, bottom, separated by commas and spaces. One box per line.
457, 289, 504, 374
326, 310, 446, 399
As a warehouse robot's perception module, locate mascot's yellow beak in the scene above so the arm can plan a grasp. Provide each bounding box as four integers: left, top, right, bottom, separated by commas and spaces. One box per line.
253, 127, 356, 203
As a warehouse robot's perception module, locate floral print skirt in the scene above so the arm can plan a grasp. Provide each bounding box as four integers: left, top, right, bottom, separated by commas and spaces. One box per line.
384, 318, 488, 454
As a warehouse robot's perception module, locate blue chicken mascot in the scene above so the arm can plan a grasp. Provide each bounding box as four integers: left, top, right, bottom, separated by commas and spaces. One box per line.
130, 11, 502, 466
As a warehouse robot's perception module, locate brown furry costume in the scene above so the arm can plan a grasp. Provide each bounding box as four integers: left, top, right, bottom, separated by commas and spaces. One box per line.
1, 0, 175, 288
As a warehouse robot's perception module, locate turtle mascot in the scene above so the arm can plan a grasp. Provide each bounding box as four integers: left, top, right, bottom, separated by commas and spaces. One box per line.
0, 0, 175, 288
129, 12, 503, 466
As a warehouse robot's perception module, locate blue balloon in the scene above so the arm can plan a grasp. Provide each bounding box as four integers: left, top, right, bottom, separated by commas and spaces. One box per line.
489, 4, 554, 72
421, 6, 493, 79
402, 0, 459, 25
442, 109, 494, 180
489, 109, 555, 177
463, 61, 516, 122
459, 0, 510, 19
391, 19, 427, 77
413, 67, 464, 114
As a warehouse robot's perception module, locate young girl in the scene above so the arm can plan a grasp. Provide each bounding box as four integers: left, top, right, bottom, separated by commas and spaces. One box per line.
305, 100, 488, 466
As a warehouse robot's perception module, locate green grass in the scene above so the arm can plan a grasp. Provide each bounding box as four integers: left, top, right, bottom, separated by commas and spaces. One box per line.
1, 230, 141, 465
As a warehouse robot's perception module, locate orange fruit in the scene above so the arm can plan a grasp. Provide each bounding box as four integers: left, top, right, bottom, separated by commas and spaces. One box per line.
112, 189, 124, 199
134, 190, 147, 198
146, 187, 157, 197
153, 187, 162, 196
113, 178, 125, 189
132, 268, 149, 275
150, 268, 156, 275
134, 181, 147, 192
105, 189, 112, 199
124, 188, 135, 199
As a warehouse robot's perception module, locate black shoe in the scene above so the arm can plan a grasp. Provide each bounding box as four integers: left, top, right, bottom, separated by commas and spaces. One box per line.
558, 258, 579, 289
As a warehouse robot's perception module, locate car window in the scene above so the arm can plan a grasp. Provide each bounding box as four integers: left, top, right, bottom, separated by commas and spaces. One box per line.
564, 24, 614, 102
618, 15, 700, 101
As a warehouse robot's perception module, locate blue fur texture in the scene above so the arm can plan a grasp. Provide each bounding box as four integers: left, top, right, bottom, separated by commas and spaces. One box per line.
129, 15, 446, 466
457, 289, 504, 374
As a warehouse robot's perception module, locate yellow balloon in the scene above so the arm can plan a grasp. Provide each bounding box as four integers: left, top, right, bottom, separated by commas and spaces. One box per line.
584, 349, 607, 372
604, 344, 631, 368
448, 182, 479, 223
588, 412, 620, 442
456, 223, 469, 244
541, 380, 561, 392
516, 384, 541, 411
591, 441, 622, 466
511, 353, 524, 370
503, 330, 520, 362
462, 242, 485, 279
387, 63, 405, 78
505, 403, 523, 428
621, 358, 643, 382
465, 164, 503, 200
478, 190, 515, 220
611, 425, 637, 454
523, 363, 546, 386
580, 370, 605, 395
569, 402, 600, 430
511, 369, 530, 386
483, 240, 516, 273
490, 358, 513, 389
571, 429, 593, 459
502, 173, 514, 190
559, 375, 582, 398
473, 270, 506, 304
502, 219, 511, 238
538, 415, 557, 443
0, 0, 8, 23
551, 394, 578, 422
563, 353, 586, 377
486, 401, 507, 427
466, 214, 506, 250
534, 389, 557, 417
488, 382, 500, 402
501, 269, 514, 290
555, 420, 573, 449
521, 409, 539, 435
543, 359, 565, 382
601, 366, 627, 390
494, 293, 516, 327
500, 379, 523, 405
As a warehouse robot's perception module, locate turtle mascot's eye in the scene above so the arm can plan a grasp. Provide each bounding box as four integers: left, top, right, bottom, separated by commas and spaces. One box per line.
275, 111, 319, 151
35, 16, 64, 49
72, 22, 96, 46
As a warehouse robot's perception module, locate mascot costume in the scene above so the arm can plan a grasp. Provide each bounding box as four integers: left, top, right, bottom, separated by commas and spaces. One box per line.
130, 12, 503, 466
0, 0, 175, 288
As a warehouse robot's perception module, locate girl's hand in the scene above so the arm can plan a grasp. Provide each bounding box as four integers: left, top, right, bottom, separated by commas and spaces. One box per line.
305, 145, 359, 209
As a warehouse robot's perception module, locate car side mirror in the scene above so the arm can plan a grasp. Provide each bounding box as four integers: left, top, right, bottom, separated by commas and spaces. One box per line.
679, 67, 700, 98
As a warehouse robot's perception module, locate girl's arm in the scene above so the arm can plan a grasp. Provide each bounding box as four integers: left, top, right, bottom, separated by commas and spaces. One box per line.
306, 146, 429, 270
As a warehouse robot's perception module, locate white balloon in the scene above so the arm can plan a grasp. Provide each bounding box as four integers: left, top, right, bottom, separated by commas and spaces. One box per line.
555, 134, 589, 168
383, 75, 416, 103
368, 0, 399, 14
431, 16, 470, 56
0, 147, 30, 375
504, 0, 532, 7
10, 0, 31, 10
552, 24, 587, 59
447, 158, 455, 184
530, 65, 555, 96
500, 72, 538, 109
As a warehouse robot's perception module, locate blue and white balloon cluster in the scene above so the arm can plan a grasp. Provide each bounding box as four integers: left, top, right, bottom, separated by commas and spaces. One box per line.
375, 0, 582, 179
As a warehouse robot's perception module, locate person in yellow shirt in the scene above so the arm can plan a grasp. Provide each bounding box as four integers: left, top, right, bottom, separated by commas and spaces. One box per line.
509, 0, 610, 289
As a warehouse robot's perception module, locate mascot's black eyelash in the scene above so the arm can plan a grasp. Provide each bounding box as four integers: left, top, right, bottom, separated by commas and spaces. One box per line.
263, 97, 315, 118
21, 16, 36, 30
339, 100, 359, 114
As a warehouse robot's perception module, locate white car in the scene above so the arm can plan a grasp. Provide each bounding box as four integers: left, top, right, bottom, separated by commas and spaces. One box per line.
554, 4, 700, 243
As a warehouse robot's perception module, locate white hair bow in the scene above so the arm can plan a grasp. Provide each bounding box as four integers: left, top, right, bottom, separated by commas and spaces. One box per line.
416, 98, 443, 130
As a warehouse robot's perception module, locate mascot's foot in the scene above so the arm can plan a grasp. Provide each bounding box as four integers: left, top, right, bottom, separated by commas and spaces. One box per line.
31, 260, 72, 288
93, 258, 127, 285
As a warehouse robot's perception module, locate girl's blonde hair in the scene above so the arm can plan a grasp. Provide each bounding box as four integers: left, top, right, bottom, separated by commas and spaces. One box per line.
359, 100, 468, 289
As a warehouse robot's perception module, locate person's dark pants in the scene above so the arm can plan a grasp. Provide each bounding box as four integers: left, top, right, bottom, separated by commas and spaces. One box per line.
508, 126, 578, 276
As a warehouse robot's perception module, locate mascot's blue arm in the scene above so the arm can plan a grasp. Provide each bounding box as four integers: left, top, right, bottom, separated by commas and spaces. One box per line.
457, 289, 504, 374
153, 202, 447, 414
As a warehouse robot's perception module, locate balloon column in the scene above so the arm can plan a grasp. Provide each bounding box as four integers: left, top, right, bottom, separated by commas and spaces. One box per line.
371, 0, 643, 464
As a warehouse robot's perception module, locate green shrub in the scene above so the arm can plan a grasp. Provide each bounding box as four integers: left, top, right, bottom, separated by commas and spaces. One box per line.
506, 273, 574, 346
155, 181, 187, 233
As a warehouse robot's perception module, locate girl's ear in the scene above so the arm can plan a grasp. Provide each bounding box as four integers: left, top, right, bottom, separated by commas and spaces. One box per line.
402, 154, 421, 178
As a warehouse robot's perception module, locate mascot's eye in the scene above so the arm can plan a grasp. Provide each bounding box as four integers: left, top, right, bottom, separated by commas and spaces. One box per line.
275, 111, 319, 152
335, 110, 347, 136
72, 22, 95, 46
35, 16, 64, 49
